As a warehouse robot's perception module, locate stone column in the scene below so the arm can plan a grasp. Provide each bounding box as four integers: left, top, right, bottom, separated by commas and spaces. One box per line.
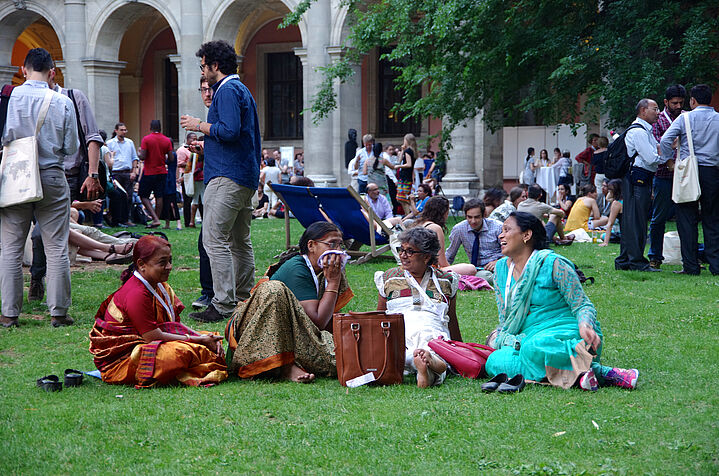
442, 118, 481, 198
473, 110, 504, 189
83, 59, 127, 134
178, 0, 205, 137
300, 0, 336, 186
63, 0, 88, 91
0, 65, 17, 86
327, 46, 361, 188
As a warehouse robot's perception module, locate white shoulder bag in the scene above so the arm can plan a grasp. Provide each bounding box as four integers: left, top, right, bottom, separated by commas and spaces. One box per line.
671, 112, 701, 204
0, 89, 53, 208
182, 152, 197, 197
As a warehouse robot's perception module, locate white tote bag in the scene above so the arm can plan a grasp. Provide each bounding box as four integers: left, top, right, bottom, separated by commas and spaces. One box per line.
182, 152, 197, 197
0, 89, 53, 208
672, 113, 701, 204
662, 231, 683, 266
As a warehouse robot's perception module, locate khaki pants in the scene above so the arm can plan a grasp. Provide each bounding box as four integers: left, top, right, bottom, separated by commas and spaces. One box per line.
1, 168, 71, 317
202, 177, 255, 315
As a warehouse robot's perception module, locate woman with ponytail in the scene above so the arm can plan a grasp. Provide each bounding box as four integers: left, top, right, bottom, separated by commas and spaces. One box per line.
89, 235, 228, 388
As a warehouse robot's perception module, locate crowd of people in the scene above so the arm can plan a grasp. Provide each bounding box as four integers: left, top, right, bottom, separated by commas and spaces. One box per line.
3, 45, 716, 394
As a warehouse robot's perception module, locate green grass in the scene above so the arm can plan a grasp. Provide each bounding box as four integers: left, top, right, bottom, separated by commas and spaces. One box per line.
1, 218, 717, 475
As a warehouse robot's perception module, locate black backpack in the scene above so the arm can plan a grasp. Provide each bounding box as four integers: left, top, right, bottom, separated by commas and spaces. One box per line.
604, 124, 643, 179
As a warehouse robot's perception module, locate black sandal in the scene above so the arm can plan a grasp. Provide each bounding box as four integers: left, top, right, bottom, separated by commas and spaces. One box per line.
64, 369, 84, 387
36, 375, 62, 392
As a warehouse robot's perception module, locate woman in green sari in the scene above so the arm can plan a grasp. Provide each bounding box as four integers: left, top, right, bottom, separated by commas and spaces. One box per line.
486, 212, 638, 391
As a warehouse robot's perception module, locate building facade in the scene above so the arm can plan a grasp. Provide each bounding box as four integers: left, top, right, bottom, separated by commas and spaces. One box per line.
0, 0, 504, 194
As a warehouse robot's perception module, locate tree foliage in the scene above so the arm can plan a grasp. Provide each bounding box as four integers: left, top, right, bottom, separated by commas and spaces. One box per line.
283, 0, 719, 149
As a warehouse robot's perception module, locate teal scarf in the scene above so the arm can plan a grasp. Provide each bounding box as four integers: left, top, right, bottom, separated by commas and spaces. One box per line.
495, 249, 554, 348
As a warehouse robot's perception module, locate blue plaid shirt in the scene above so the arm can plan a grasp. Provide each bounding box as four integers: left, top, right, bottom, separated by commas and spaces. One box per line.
446, 218, 503, 266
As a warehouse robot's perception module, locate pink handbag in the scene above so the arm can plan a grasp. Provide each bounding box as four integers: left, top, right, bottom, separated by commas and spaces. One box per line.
428, 336, 494, 378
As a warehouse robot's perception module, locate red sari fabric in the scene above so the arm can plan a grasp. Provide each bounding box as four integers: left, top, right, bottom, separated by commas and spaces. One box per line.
89, 276, 227, 388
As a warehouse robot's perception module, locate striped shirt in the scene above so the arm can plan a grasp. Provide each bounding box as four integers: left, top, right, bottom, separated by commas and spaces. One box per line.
651, 109, 678, 179
446, 218, 503, 266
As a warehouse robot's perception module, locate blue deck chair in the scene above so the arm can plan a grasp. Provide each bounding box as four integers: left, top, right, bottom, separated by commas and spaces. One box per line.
311, 186, 393, 264
270, 183, 330, 249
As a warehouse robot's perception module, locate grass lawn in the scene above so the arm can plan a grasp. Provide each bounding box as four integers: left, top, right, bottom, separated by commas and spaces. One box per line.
1, 217, 717, 475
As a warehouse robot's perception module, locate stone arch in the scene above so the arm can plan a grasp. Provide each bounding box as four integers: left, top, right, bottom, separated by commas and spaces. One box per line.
87, 0, 180, 61
0, 1, 65, 66
330, 3, 351, 47
206, 0, 307, 49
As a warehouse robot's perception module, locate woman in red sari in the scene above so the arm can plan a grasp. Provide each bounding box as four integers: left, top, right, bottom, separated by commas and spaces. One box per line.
89, 235, 227, 388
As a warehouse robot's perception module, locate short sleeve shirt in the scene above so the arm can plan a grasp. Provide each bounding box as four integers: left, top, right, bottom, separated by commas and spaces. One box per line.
140, 132, 172, 175
270, 255, 318, 301
517, 198, 554, 222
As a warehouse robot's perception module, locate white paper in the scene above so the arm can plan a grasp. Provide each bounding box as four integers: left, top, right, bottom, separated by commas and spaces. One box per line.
280, 146, 294, 167
346, 372, 376, 388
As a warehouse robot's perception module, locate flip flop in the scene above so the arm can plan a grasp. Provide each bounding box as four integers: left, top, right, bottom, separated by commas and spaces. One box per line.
145, 223, 161, 229
105, 253, 132, 265
36, 375, 62, 392
64, 369, 84, 387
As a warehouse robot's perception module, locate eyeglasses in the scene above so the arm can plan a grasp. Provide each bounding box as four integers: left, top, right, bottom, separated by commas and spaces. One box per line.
396, 247, 425, 257
197, 87, 212, 94
315, 240, 346, 250
199, 63, 208, 71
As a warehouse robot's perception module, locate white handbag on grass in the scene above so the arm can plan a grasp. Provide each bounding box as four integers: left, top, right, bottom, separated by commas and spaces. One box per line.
671, 112, 701, 204
182, 152, 197, 197
0, 89, 53, 208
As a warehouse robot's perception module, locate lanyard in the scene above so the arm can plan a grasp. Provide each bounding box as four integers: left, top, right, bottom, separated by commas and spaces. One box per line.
302, 255, 321, 296
133, 271, 176, 322
504, 251, 535, 316
215, 74, 239, 94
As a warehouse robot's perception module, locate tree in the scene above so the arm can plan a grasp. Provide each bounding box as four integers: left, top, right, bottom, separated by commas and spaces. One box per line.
283, 0, 719, 152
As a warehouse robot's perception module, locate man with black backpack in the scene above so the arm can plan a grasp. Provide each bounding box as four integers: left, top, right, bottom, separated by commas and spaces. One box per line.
614, 98, 670, 272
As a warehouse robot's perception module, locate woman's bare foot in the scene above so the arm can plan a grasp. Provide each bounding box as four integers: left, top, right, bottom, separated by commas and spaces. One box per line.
280, 363, 315, 383
414, 349, 447, 388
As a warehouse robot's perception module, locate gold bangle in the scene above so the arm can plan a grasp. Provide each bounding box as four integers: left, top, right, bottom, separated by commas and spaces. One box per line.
324, 289, 339, 294
185, 334, 191, 341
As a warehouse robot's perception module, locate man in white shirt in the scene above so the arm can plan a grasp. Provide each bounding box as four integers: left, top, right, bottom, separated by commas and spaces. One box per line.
106, 122, 139, 226
353, 134, 374, 193
615, 98, 669, 272
0, 48, 78, 328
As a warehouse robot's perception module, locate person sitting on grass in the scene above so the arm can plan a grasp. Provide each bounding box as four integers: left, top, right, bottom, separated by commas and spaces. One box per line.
489, 186, 527, 223
225, 222, 353, 383
553, 183, 575, 216
409, 196, 477, 277
375, 227, 462, 388
517, 184, 573, 245
485, 212, 639, 391
598, 179, 623, 247
564, 184, 608, 233
89, 235, 228, 387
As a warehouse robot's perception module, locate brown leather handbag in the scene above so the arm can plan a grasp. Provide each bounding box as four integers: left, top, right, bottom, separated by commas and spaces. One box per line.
333, 311, 405, 386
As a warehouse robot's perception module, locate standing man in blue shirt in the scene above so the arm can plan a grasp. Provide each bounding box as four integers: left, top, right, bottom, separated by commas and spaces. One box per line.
0, 48, 78, 328
180, 40, 261, 322
615, 98, 669, 272
660, 84, 719, 275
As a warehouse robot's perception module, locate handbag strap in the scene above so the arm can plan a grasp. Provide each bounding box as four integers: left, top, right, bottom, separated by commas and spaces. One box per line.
67, 89, 88, 162
683, 113, 695, 159
351, 320, 392, 381
35, 89, 54, 137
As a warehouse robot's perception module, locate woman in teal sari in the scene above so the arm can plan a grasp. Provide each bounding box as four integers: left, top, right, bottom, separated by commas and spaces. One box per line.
486, 212, 638, 391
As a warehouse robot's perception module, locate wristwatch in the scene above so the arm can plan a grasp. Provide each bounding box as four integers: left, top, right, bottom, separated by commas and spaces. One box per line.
90, 173, 99, 179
